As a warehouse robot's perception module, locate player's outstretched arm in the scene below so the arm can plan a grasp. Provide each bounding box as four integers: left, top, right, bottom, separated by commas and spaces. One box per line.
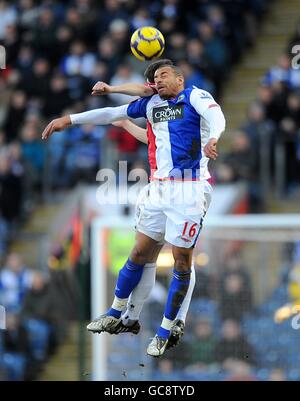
42, 104, 129, 140
42, 95, 150, 140
92, 81, 154, 97
112, 120, 147, 144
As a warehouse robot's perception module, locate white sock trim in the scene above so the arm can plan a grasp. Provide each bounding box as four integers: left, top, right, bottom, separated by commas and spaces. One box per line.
175, 262, 196, 323
161, 317, 173, 331
112, 296, 127, 311
144, 262, 156, 269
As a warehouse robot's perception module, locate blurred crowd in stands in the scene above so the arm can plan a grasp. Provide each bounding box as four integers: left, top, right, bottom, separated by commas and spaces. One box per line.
147, 245, 300, 381
1, 0, 300, 381
0, 251, 78, 380
0, 252, 59, 379
106, 244, 300, 381
146, 252, 256, 381
216, 28, 300, 210
0, 0, 272, 258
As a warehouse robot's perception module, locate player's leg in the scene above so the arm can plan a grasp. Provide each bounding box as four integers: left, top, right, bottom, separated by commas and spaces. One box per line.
87, 231, 160, 334
147, 244, 194, 356
147, 180, 208, 356
175, 263, 196, 323
167, 262, 195, 348
119, 242, 164, 333
117, 250, 195, 340
168, 181, 212, 346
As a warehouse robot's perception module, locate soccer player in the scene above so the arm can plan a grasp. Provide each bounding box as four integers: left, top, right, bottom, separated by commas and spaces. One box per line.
107, 120, 201, 350
90, 59, 197, 349
42, 63, 225, 356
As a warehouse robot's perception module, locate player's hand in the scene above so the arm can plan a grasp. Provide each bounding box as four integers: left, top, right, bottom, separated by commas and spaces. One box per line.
41, 116, 71, 140
91, 81, 112, 96
204, 138, 218, 160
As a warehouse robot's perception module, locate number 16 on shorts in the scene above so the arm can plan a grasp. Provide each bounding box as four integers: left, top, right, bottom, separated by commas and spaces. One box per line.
181, 221, 202, 245
182, 222, 198, 238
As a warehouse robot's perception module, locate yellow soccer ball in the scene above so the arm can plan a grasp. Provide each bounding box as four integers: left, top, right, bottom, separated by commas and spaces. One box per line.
130, 26, 165, 61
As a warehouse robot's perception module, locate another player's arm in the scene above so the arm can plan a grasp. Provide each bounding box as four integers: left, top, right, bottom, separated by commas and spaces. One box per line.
91, 81, 154, 97
190, 90, 226, 160
112, 120, 147, 144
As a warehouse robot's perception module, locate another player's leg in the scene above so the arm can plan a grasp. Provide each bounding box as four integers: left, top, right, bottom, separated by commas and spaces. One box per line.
167, 262, 195, 349
87, 232, 159, 334
147, 245, 193, 356
114, 262, 156, 335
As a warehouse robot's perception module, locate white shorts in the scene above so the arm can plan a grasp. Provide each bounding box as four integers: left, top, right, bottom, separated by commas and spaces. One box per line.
135, 180, 212, 248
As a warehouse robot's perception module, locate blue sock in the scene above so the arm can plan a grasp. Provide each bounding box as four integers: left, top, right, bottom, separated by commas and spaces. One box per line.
157, 327, 170, 338
157, 269, 191, 339
107, 308, 123, 318
107, 259, 144, 318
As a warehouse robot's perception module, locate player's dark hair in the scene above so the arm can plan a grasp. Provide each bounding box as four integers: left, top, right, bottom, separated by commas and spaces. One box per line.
144, 59, 174, 83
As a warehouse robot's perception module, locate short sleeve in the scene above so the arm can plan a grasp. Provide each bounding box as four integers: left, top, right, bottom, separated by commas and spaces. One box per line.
190, 88, 220, 116
127, 96, 152, 119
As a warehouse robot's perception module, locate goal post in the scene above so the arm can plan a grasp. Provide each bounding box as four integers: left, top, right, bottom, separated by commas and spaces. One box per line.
91, 216, 134, 381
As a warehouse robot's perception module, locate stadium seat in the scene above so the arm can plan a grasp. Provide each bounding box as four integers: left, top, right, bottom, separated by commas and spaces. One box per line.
1, 353, 27, 381
22, 319, 51, 362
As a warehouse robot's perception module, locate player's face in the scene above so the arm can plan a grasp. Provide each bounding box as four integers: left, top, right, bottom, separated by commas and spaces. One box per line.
154, 67, 184, 99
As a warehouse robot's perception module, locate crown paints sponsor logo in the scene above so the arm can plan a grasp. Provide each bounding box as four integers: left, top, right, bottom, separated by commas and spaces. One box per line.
153, 105, 184, 123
